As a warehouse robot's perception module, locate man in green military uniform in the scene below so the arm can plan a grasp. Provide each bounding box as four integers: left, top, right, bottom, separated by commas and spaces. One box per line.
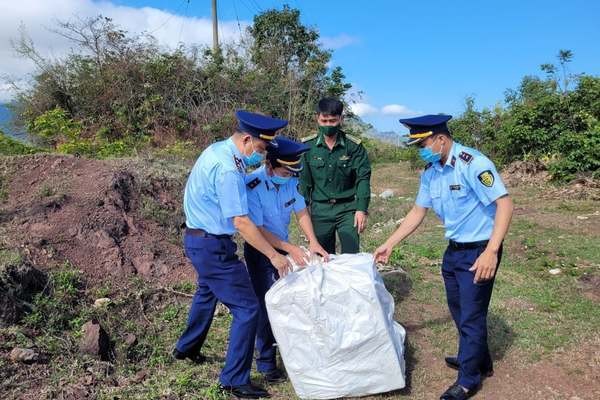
299, 97, 371, 254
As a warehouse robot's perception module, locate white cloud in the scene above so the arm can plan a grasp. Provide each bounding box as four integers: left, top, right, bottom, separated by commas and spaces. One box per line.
0, 0, 248, 90
320, 34, 359, 50
349, 102, 378, 117
381, 104, 417, 116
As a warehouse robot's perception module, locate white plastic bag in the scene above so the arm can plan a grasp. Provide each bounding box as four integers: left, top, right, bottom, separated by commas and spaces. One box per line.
265, 253, 406, 399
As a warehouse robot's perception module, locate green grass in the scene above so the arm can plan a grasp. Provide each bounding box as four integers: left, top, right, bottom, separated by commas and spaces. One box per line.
2, 161, 599, 399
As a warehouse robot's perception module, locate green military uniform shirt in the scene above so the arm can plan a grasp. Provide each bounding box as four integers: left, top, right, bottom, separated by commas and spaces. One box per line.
299, 129, 371, 211
299, 129, 371, 254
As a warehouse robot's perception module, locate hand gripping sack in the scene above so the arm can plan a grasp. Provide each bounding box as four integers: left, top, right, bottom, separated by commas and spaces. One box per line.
265, 253, 406, 399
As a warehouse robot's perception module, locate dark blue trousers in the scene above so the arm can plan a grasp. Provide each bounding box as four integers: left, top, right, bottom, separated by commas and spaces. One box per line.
441, 244, 502, 390
176, 233, 259, 386
243, 243, 280, 373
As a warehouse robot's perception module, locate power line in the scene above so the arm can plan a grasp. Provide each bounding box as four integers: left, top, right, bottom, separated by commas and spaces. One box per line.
178, 0, 191, 44
250, 0, 263, 12
146, 0, 188, 35
232, 0, 245, 43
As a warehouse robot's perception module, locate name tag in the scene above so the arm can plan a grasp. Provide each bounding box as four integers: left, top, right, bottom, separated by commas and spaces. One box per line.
284, 198, 296, 207
449, 184, 461, 191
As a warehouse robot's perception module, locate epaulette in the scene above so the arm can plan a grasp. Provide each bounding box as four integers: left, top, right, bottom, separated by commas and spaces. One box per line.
301, 134, 317, 142
458, 151, 473, 164
233, 155, 244, 172
346, 133, 362, 145
246, 177, 261, 189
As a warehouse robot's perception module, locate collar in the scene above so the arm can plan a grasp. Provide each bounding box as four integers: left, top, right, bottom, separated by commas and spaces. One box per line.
432, 141, 458, 172
227, 137, 246, 167
444, 142, 460, 169
257, 165, 274, 191
316, 129, 345, 148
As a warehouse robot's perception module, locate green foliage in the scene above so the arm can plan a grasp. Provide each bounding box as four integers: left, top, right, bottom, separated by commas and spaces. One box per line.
450, 50, 599, 181
24, 263, 85, 334
0, 130, 43, 155
27, 107, 82, 144
14, 10, 351, 152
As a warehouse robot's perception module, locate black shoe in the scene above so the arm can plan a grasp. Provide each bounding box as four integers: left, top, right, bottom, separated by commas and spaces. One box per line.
440, 384, 476, 400
261, 369, 287, 384
172, 348, 206, 364
219, 384, 271, 399
444, 356, 494, 377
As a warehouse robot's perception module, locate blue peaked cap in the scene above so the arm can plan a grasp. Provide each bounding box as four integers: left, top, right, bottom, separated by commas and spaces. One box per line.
267, 136, 309, 174
399, 114, 452, 145
235, 110, 288, 145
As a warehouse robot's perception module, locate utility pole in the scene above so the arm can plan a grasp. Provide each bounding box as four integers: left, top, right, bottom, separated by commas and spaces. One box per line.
212, 0, 219, 52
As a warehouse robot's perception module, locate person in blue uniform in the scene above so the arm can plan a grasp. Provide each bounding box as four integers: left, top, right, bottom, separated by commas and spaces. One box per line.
173, 110, 292, 400
244, 136, 329, 383
374, 115, 514, 400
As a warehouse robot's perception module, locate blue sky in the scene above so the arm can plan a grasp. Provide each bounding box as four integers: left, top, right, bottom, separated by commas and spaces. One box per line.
2, 1, 599, 133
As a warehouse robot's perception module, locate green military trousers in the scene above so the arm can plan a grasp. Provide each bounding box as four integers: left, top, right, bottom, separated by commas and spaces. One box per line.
310, 200, 359, 254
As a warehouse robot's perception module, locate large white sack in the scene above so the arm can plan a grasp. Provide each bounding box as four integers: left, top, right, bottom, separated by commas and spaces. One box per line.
265, 253, 406, 399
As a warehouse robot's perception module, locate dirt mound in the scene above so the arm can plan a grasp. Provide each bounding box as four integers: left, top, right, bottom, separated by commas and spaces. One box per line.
544, 177, 600, 200
501, 160, 550, 186
501, 160, 600, 199
0, 154, 194, 287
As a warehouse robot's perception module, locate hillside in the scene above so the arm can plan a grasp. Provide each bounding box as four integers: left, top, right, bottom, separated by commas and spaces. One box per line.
1, 154, 598, 399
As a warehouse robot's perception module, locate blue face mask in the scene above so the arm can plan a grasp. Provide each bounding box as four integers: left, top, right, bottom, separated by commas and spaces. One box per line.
243, 139, 265, 167
244, 151, 264, 167
418, 141, 444, 164
271, 174, 291, 185
419, 147, 441, 163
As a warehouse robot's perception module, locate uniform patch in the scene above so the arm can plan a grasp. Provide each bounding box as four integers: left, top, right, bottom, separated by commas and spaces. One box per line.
459, 151, 473, 164
478, 170, 495, 187
234, 156, 244, 172
450, 156, 456, 167
301, 134, 317, 142
449, 184, 461, 191
339, 155, 350, 161
246, 177, 261, 189
284, 198, 296, 207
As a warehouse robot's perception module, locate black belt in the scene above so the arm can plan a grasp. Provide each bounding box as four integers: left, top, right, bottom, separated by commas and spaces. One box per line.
448, 240, 489, 250
313, 196, 355, 205
186, 228, 231, 239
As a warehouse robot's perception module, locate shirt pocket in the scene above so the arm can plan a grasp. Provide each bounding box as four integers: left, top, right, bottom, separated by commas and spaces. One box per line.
336, 158, 353, 177
450, 184, 471, 208
309, 158, 325, 168
430, 187, 443, 219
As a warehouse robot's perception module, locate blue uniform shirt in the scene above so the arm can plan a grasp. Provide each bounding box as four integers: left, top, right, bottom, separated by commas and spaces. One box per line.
415, 142, 508, 242
184, 138, 249, 235
246, 165, 306, 242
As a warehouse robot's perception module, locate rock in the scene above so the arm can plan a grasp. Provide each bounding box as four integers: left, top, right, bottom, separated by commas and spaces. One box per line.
1, 256, 48, 327
549, 268, 561, 275
80, 320, 112, 361
93, 298, 111, 308
131, 370, 148, 383
9, 347, 39, 363
379, 189, 394, 199
124, 333, 137, 348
